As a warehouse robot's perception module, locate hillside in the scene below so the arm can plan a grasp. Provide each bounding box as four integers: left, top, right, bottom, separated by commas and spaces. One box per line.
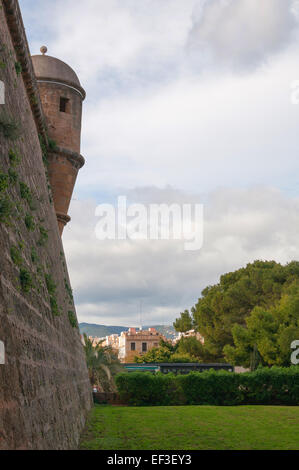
79, 323, 177, 339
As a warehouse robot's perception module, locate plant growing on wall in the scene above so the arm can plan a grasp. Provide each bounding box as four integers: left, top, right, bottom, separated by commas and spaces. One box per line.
0, 113, 21, 140
19, 268, 33, 293
25, 213, 36, 231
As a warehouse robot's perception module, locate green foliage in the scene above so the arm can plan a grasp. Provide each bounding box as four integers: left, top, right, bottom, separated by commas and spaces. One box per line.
84, 334, 124, 392
50, 296, 60, 316
116, 372, 179, 406
134, 339, 178, 363
176, 260, 299, 361
0, 195, 13, 223
177, 336, 208, 360
68, 311, 78, 328
45, 273, 56, 295
48, 138, 58, 151
8, 148, 21, 167
19, 182, 37, 211
0, 173, 9, 193
224, 281, 299, 369
31, 247, 39, 264
38, 225, 48, 246
25, 213, 35, 231
0, 114, 21, 140
65, 279, 74, 302
116, 367, 299, 407
10, 245, 23, 266
168, 353, 198, 363
19, 182, 33, 205
44, 273, 60, 316
38, 134, 48, 167
134, 337, 211, 364
8, 168, 18, 184
173, 310, 194, 333
19, 268, 33, 293
14, 61, 22, 76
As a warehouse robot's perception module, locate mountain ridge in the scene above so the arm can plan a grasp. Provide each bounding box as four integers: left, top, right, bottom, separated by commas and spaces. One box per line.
79, 323, 177, 339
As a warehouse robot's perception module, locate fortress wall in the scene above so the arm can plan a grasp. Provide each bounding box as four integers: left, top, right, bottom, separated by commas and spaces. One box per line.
0, 0, 92, 449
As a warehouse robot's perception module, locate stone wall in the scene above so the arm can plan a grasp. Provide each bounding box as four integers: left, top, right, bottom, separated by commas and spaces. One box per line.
0, 0, 92, 449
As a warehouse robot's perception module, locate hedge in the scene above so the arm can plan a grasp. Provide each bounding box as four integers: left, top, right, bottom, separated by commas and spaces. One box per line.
115, 367, 299, 406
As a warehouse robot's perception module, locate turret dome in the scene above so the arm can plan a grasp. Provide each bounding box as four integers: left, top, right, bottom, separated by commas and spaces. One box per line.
32, 53, 83, 94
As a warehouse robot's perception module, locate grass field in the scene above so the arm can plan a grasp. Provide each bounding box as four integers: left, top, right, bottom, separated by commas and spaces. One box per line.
80, 405, 299, 450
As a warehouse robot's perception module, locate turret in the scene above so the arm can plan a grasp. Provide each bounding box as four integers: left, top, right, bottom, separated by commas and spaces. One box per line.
32, 47, 85, 235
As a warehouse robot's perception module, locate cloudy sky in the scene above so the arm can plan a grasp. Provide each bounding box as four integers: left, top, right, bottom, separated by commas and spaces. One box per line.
19, 0, 299, 326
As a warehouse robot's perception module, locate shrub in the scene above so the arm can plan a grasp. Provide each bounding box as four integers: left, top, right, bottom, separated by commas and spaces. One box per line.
48, 138, 58, 151
0, 195, 13, 223
15, 61, 22, 76
0, 114, 21, 140
116, 372, 181, 406
68, 311, 78, 328
8, 148, 21, 167
25, 213, 35, 231
0, 173, 9, 192
19, 268, 33, 293
45, 273, 56, 295
8, 168, 18, 184
31, 247, 39, 264
115, 367, 299, 407
238, 366, 299, 406
20, 182, 32, 205
177, 370, 243, 406
10, 246, 23, 266
50, 296, 60, 316
65, 279, 74, 302
38, 226, 48, 246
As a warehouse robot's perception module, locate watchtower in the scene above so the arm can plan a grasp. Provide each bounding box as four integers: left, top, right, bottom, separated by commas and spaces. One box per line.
32, 47, 86, 235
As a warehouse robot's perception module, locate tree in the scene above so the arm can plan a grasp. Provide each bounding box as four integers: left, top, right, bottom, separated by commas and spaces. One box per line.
224, 281, 299, 368
177, 336, 216, 362
134, 339, 178, 363
173, 310, 194, 333
83, 334, 123, 392
134, 337, 210, 363
176, 260, 299, 360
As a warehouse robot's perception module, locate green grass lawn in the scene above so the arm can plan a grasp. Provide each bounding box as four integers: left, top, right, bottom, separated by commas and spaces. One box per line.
80, 404, 299, 450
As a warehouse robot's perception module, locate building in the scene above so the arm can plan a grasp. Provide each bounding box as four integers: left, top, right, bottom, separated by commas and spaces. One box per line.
89, 336, 105, 347
104, 334, 120, 352
174, 329, 205, 345
118, 327, 166, 363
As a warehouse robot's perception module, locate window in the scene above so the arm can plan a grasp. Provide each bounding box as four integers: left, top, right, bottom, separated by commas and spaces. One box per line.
142, 342, 147, 352
130, 343, 136, 351
60, 97, 69, 113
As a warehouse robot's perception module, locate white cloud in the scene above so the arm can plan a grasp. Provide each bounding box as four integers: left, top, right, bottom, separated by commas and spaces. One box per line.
188, 0, 298, 70
64, 187, 299, 326
18, 1, 299, 326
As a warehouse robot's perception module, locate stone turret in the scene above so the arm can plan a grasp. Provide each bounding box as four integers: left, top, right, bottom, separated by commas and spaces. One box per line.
32, 47, 85, 235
